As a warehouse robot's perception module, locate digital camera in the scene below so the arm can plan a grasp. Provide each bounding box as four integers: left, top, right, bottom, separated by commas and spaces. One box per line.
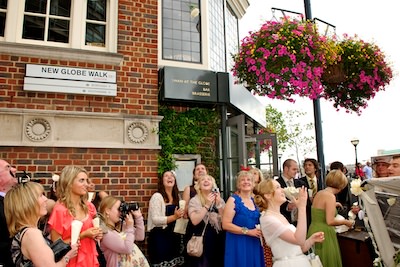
119, 201, 139, 219
212, 187, 219, 194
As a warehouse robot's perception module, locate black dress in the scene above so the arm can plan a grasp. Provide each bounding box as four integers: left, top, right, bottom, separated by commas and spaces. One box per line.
186, 206, 225, 267
148, 204, 184, 267
0, 195, 14, 267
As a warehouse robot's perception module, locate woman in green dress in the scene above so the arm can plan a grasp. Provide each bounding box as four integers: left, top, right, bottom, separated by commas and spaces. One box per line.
307, 170, 355, 267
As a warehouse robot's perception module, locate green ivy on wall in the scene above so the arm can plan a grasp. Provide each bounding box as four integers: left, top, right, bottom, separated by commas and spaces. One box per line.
158, 105, 220, 177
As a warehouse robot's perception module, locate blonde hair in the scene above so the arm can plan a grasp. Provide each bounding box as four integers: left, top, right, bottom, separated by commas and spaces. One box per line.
98, 196, 121, 229
194, 175, 218, 207
235, 171, 254, 191
325, 170, 348, 190
253, 179, 276, 212
5, 182, 44, 236
57, 165, 89, 217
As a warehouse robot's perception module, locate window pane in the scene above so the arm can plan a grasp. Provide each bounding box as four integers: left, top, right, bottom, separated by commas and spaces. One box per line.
162, 0, 201, 63
50, 0, 71, 17
23, 15, 45, 40
86, 23, 105, 46
25, 0, 47, 14
87, 0, 106, 22
0, 0, 7, 9
0, 12, 5, 37
48, 18, 69, 42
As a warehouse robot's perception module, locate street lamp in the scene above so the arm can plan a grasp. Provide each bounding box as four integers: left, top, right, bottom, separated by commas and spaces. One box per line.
351, 138, 360, 173
278, 153, 282, 177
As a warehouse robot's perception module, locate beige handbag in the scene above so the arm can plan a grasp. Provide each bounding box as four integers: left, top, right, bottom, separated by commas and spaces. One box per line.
186, 216, 209, 257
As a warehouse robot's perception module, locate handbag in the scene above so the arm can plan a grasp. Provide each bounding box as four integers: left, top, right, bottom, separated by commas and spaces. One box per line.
186, 216, 209, 257
307, 246, 323, 267
50, 238, 71, 262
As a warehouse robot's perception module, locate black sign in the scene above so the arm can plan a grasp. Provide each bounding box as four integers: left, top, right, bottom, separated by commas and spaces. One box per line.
160, 66, 218, 103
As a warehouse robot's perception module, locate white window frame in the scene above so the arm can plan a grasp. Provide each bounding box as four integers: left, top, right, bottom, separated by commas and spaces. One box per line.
2, 0, 118, 53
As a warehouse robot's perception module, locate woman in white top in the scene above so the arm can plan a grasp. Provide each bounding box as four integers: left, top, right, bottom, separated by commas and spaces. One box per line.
147, 171, 185, 266
253, 179, 325, 267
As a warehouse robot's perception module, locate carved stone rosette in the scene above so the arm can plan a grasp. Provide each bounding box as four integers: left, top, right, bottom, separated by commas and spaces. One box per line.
127, 122, 149, 144
25, 118, 51, 141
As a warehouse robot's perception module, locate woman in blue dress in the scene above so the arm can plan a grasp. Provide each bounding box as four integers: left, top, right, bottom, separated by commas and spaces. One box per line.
222, 170, 264, 267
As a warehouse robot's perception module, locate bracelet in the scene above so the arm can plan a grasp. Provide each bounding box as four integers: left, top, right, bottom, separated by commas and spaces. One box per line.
241, 227, 249, 235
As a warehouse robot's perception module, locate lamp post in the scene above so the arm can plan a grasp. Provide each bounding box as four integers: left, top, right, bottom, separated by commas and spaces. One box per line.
278, 153, 282, 177
351, 138, 359, 175
304, 0, 326, 188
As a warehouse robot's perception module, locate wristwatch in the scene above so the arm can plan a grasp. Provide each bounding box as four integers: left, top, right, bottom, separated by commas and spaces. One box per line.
241, 227, 249, 235
64, 256, 70, 264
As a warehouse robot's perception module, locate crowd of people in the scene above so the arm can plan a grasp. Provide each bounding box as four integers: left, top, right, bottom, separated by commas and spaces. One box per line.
1, 155, 399, 267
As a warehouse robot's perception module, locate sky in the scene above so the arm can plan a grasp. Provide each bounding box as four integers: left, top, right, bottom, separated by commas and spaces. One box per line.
238, 0, 399, 166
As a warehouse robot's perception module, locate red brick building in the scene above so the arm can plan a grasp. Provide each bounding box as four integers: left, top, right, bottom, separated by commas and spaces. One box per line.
0, 1, 160, 209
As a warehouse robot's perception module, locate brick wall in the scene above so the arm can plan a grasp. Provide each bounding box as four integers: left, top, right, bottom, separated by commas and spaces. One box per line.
0, 1, 159, 115
0, 1, 160, 216
0, 147, 159, 213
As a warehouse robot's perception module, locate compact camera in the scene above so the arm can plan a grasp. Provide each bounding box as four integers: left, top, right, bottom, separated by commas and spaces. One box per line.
212, 187, 219, 194
119, 201, 140, 219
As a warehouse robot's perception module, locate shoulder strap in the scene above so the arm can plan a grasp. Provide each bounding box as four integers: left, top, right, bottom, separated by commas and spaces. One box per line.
17, 227, 30, 243
200, 215, 209, 237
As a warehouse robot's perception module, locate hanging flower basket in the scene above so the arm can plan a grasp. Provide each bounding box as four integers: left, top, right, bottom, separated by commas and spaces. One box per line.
322, 63, 346, 85
322, 35, 393, 114
233, 18, 393, 114
232, 17, 339, 102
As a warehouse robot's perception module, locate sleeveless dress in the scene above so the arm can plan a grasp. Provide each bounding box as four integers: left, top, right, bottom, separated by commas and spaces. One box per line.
307, 207, 342, 267
261, 215, 311, 267
11, 227, 39, 267
224, 194, 264, 267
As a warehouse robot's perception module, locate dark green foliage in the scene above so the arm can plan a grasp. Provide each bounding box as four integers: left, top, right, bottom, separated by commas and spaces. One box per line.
158, 105, 220, 176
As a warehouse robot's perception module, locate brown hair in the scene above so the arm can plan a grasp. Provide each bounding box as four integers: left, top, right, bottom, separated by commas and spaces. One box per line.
158, 171, 180, 206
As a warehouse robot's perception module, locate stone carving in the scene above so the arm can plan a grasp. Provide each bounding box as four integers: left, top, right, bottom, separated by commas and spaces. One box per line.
25, 118, 51, 141
127, 122, 149, 143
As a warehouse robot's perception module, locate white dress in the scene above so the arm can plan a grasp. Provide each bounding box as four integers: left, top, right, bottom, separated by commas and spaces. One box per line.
260, 214, 311, 267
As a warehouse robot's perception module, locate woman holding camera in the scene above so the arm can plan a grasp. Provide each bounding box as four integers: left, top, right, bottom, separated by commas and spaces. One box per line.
48, 166, 103, 267
98, 196, 148, 267
147, 170, 185, 266
4, 182, 79, 266
187, 174, 225, 266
